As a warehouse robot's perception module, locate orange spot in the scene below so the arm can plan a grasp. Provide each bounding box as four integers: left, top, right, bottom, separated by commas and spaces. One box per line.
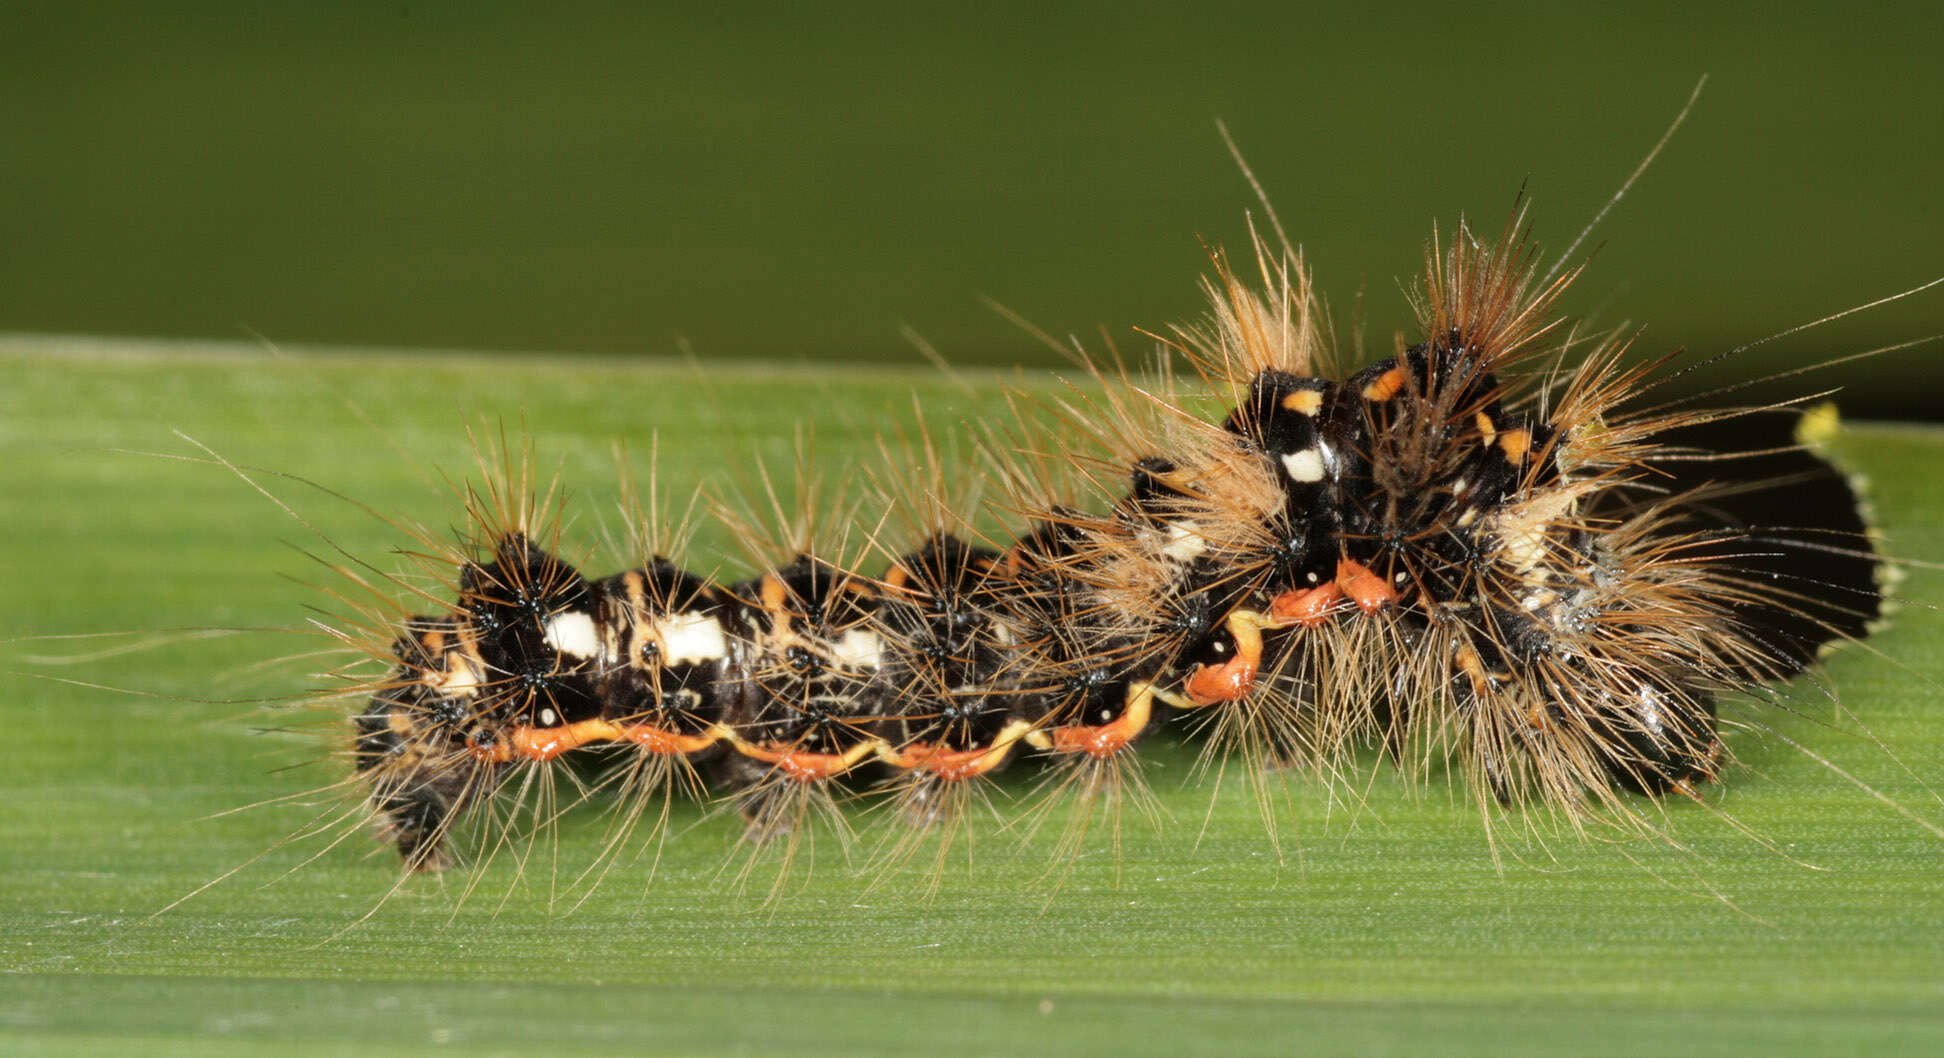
1334, 558, 1397, 613
1702, 738, 1724, 778
884, 741, 1012, 781
618, 723, 718, 756
1048, 723, 1135, 759
472, 717, 721, 763
759, 572, 789, 612
1499, 428, 1531, 463
883, 720, 1034, 780
1181, 610, 1266, 706
1361, 365, 1407, 402
1045, 685, 1156, 760
736, 741, 866, 782
1454, 644, 1491, 696
1001, 547, 1030, 579
1185, 655, 1255, 705
473, 718, 613, 763
1280, 388, 1324, 416
1269, 581, 1343, 627
1454, 644, 1512, 700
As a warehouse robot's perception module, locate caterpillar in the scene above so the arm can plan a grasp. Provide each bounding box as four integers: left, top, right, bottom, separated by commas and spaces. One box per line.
328, 210, 1903, 888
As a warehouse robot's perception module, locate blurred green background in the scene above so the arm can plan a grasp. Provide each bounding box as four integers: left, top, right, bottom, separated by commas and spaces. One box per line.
2, 2, 1939, 415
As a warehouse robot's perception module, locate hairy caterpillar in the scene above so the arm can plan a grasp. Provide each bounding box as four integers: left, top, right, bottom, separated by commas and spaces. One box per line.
320, 209, 1909, 891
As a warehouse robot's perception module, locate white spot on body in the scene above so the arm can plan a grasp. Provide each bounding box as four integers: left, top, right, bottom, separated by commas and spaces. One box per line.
1280, 448, 1326, 483
1490, 488, 1584, 574
830, 628, 884, 670
1634, 683, 1670, 737
1160, 521, 1208, 563
655, 612, 728, 665
989, 620, 1018, 647
434, 654, 483, 698
543, 612, 601, 660
538, 707, 559, 726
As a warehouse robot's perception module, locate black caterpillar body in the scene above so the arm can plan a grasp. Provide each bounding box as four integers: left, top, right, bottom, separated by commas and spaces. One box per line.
349, 223, 1871, 871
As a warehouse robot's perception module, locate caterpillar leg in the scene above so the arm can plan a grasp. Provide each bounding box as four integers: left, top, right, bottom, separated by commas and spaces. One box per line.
1586, 673, 1722, 796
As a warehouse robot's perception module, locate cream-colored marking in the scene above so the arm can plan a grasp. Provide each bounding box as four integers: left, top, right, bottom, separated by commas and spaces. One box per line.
1280, 388, 1324, 416
1474, 411, 1498, 446
759, 575, 791, 639
613, 570, 647, 665
597, 610, 624, 666
543, 611, 601, 660
538, 707, 560, 726
1160, 521, 1208, 563
655, 611, 728, 665
1489, 487, 1586, 573
830, 627, 884, 669
662, 688, 702, 710
433, 651, 484, 698
1281, 448, 1325, 483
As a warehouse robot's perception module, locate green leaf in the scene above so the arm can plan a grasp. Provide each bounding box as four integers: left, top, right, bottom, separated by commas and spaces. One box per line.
5, 341, 1944, 1055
